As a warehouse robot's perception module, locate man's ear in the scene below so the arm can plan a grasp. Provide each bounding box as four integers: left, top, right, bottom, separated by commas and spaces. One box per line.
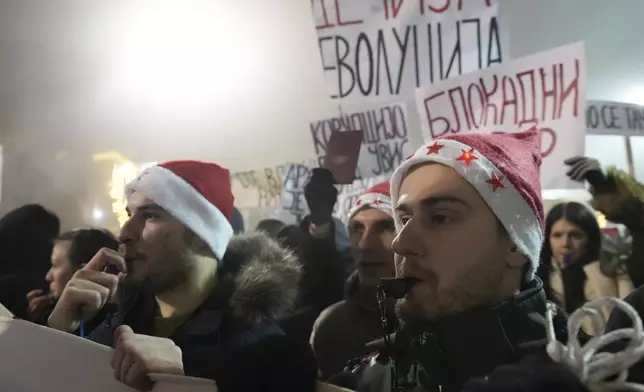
506, 246, 528, 270
185, 231, 214, 257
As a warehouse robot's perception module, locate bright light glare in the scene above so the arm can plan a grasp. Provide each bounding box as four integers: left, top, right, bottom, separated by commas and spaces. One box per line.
92, 207, 104, 221
98, 0, 260, 118
622, 86, 644, 106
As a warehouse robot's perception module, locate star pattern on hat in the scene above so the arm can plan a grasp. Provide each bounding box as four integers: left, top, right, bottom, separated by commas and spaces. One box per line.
486, 172, 506, 192
373, 198, 384, 205
356, 199, 363, 207
406, 153, 415, 160
456, 148, 478, 167
426, 141, 445, 155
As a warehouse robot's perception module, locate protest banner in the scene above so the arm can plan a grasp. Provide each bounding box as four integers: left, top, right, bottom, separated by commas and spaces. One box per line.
280, 161, 389, 223
281, 163, 314, 222
586, 100, 644, 137
586, 100, 644, 177
415, 42, 586, 189
309, 102, 414, 179
311, 0, 506, 100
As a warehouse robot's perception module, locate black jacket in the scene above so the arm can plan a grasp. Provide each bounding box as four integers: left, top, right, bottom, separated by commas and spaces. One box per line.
88, 233, 302, 382
331, 277, 572, 392
605, 284, 644, 384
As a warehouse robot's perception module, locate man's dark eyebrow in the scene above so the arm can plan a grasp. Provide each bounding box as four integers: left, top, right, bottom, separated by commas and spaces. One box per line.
420, 195, 470, 209
396, 195, 470, 213
130, 204, 167, 215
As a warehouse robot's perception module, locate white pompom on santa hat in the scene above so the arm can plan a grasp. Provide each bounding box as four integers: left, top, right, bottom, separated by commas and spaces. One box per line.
347, 181, 393, 223
124, 160, 235, 263
390, 128, 545, 278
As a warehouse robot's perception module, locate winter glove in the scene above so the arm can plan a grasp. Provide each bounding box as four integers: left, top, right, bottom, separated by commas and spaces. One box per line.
564, 156, 607, 188
304, 168, 338, 225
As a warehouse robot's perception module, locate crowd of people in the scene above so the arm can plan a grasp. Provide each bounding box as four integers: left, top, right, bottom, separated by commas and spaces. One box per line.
1, 130, 644, 391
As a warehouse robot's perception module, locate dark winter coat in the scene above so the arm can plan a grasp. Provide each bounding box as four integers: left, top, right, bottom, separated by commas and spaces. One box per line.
88, 233, 301, 383
605, 284, 644, 384
311, 271, 396, 380
298, 216, 354, 312
330, 277, 573, 392
460, 350, 589, 392
279, 217, 353, 347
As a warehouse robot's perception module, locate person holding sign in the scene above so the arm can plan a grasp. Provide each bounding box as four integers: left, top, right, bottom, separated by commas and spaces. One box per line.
336, 130, 576, 392
46, 160, 303, 390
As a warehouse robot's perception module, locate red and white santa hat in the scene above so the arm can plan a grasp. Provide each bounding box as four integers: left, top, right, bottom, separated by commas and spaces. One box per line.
390, 129, 544, 277
124, 160, 234, 263
347, 181, 393, 222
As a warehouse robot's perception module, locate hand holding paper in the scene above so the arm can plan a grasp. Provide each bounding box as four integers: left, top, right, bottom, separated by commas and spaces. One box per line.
112, 326, 184, 392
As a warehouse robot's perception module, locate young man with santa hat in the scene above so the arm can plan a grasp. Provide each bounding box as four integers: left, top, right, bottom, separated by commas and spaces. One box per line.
47, 160, 304, 391
335, 130, 574, 392
310, 181, 397, 380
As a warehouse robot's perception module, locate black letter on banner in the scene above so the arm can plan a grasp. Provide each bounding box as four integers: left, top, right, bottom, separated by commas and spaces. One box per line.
319, 36, 338, 99
355, 33, 375, 96
558, 59, 580, 118
393, 26, 413, 95
586, 105, 599, 129
600, 105, 620, 129
376, 30, 394, 96
487, 17, 502, 66
382, 106, 396, 140
393, 105, 408, 138
310, 121, 329, 155
439, 21, 462, 80
335, 36, 355, 98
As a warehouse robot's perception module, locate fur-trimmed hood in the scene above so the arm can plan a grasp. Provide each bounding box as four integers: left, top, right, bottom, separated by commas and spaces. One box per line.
219, 232, 301, 325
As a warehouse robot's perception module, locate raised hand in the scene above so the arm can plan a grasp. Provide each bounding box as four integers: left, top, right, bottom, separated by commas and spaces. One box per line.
47, 248, 126, 332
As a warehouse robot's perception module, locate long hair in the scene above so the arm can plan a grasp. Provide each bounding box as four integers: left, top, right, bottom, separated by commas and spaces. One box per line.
537, 202, 602, 312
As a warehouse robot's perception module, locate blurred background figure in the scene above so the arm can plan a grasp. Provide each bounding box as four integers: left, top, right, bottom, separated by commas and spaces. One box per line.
231, 207, 245, 234
537, 201, 633, 334
0, 204, 60, 320
26, 228, 119, 326
255, 218, 286, 240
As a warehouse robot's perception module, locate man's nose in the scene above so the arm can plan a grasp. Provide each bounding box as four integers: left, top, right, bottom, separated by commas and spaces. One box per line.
118, 217, 137, 244
392, 220, 420, 259
358, 227, 379, 251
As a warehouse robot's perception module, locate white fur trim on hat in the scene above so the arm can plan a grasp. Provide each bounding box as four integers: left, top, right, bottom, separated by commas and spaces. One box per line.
125, 165, 233, 262
390, 140, 543, 276
347, 193, 393, 223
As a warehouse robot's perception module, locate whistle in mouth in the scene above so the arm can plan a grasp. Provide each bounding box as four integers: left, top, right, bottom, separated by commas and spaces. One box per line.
379, 277, 421, 299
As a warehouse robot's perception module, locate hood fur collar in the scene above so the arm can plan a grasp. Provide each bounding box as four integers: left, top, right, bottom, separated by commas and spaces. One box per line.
219, 232, 301, 325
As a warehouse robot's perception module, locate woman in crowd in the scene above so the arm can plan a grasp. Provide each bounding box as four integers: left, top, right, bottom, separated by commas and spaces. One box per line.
0, 204, 60, 320
537, 201, 632, 333
26, 228, 119, 328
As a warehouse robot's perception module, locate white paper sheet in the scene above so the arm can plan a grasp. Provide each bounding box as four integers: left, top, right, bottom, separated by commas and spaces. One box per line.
0, 317, 135, 392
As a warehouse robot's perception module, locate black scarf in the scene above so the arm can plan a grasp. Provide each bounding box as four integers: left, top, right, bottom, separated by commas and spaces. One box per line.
561, 262, 588, 313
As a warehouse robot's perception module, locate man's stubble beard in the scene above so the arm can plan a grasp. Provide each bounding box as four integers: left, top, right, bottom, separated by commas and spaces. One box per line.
394, 262, 505, 323
121, 250, 194, 295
